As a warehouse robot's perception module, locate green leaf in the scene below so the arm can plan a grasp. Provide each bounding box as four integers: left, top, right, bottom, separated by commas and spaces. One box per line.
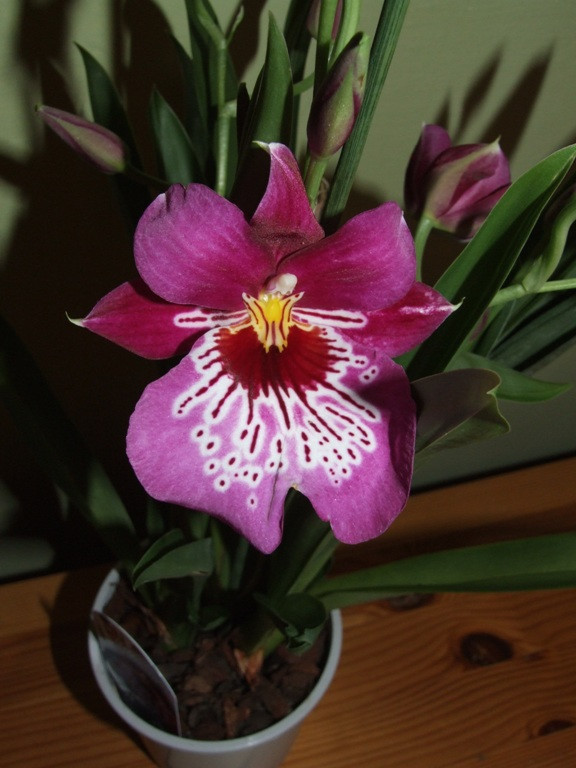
265, 491, 338, 601
185, 0, 224, 50
496, 296, 576, 371
170, 34, 211, 174
255, 592, 327, 651
455, 352, 571, 402
406, 144, 576, 380
231, 15, 294, 206
519, 197, 576, 292
322, 0, 410, 230
148, 89, 200, 184
182, 2, 210, 117
313, 532, 576, 610
76, 44, 138, 157
184, 0, 239, 196
487, 244, 576, 370
144, 496, 168, 541
184, 0, 238, 110
132, 536, 213, 589
185, 507, 211, 541
133, 529, 185, 577
237, 14, 293, 156
0, 314, 139, 566
76, 44, 151, 230
228, 536, 250, 592
413, 368, 508, 456
283, 0, 313, 145
418, 399, 509, 461
205, 517, 253, 593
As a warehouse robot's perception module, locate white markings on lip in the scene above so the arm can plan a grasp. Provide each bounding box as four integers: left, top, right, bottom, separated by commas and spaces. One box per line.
173, 310, 381, 510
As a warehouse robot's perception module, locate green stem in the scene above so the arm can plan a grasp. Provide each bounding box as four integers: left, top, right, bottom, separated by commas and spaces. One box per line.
293, 71, 315, 96
235, 604, 281, 657
246, 624, 285, 658
215, 41, 231, 196
314, 0, 339, 93
304, 156, 329, 207
331, 0, 362, 60
518, 198, 576, 292
490, 277, 576, 307
413, 215, 434, 281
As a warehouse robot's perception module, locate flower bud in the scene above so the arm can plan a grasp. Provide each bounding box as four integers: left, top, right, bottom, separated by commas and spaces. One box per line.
307, 32, 368, 159
404, 124, 511, 239
36, 105, 127, 174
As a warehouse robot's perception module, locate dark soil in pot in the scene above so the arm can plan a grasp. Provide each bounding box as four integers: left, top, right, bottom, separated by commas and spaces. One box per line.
103, 577, 327, 740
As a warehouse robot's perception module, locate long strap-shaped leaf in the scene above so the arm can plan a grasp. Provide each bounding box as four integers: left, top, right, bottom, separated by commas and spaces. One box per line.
236, 14, 293, 163
264, 491, 338, 602
313, 532, 576, 611
77, 45, 151, 231
406, 144, 576, 380
322, 0, 411, 231
0, 314, 139, 567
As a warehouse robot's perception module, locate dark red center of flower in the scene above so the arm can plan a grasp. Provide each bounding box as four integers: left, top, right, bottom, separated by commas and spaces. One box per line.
216, 323, 340, 403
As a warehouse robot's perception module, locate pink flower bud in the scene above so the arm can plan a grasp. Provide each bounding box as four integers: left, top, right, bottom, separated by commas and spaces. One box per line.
37, 105, 127, 174
404, 124, 511, 239
307, 33, 368, 159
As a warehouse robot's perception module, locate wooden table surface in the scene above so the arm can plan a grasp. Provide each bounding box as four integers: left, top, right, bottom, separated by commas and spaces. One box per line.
2, 457, 576, 767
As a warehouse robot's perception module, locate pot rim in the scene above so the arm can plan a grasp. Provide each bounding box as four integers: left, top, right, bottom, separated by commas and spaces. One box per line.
88, 567, 342, 754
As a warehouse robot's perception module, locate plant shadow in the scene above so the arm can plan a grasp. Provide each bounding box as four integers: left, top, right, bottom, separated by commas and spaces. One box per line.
47, 564, 143, 747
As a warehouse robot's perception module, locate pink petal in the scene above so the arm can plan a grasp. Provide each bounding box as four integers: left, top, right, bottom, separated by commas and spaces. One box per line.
426, 141, 510, 227
127, 354, 287, 553
340, 283, 456, 356
282, 202, 415, 311
441, 183, 509, 239
404, 124, 452, 214
135, 184, 274, 309
127, 321, 417, 552
80, 279, 244, 359
127, 331, 291, 553
80, 280, 197, 358
250, 143, 324, 261
299, 354, 416, 543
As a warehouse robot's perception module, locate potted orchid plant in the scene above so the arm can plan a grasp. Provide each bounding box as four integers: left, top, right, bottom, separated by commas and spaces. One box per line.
2, 0, 576, 765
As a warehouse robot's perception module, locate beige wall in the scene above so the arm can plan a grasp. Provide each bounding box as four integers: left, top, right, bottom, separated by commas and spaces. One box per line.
1, 0, 575, 566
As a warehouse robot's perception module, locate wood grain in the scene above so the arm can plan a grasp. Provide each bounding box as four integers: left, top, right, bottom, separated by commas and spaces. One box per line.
1, 457, 575, 767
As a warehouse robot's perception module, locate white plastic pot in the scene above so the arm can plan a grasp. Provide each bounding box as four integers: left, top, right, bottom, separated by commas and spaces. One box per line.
89, 569, 342, 768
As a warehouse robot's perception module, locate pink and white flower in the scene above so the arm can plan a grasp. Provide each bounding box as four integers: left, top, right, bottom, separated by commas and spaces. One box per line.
81, 143, 453, 553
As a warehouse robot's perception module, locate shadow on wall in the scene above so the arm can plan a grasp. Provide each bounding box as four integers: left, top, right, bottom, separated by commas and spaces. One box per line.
0, 0, 190, 576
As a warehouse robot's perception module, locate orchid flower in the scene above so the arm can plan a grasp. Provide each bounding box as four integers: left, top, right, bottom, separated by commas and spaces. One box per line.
80, 143, 453, 553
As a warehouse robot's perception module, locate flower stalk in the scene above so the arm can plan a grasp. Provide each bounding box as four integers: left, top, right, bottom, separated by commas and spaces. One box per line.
490, 277, 576, 306
313, 0, 341, 92
413, 215, 434, 280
